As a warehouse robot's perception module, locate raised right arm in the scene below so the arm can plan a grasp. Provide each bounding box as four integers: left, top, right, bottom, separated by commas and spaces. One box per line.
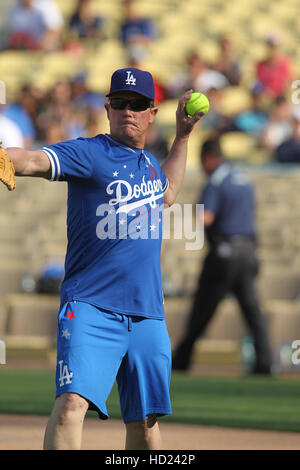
5, 147, 51, 179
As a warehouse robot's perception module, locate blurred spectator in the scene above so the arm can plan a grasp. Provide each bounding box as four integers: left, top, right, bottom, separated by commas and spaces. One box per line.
48, 79, 73, 115
34, 0, 63, 29
231, 83, 269, 141
199, 87, 231, 136
17, 84, 45, 141
7, 0, 60, 51
2, 100, 35, 148
36, 80, 71, 139
167, 51, 229, 98
214, 34, 242, 86
2, 84, 39, 148
255, 33, 294, 98
0, 112, 24, 148
44, 118, 67, 144
68, 0, 105, 42
120, 0, 157, 61
37, 80, 91, 141
33, 0, 63, 50
274, 117, 300, 163
70, 72, 105, 117
145, 125, 169, 165
128, 53, 167, 105
86, 113, 101, 138
262, 95, 293, 150
67, 106, 89, 140
70, 72, 105, 138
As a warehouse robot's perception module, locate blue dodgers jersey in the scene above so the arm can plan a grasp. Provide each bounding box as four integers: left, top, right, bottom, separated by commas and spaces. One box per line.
42, 134, 169, 319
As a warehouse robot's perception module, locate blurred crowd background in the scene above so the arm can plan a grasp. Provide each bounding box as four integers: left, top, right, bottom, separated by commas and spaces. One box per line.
0, 0, 299, 165
1, 0, 300, 373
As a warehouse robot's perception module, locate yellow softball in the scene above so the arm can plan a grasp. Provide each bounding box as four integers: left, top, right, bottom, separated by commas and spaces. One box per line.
185, 92, 210, 116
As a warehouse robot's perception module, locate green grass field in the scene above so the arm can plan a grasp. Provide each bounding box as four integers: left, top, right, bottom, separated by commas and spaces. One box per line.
1, 368, 300, 432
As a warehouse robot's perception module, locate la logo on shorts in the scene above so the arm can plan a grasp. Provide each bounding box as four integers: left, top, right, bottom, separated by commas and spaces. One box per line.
125, 71, 136, 86
58, 360, 73, 387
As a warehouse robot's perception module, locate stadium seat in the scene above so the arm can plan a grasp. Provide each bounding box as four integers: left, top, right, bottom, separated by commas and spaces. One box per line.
40, 52, 79, 80
0, 51, 31, 71
55, 0, 77, 18
194, 41, 221, 64
186, 129, 204, 169
219, 86, 252, 115
0, 51, 35, 99
91, 0, 123, 20
155, 99, 178, 129
128, 1, 169, 19
220, 132, 256, 161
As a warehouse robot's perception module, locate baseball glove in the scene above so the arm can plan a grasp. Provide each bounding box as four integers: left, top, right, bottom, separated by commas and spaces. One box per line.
0, 144, 16, 191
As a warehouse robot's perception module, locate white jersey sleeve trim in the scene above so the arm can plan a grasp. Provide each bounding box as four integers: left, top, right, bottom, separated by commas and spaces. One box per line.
42, 146, 61, 181
41, 149, 55, 181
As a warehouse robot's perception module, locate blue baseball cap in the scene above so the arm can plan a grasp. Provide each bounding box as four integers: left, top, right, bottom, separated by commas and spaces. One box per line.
106, 68, 155, 101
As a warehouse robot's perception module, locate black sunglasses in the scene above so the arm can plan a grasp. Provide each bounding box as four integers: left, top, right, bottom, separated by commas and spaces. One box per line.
109, 97, 154, 111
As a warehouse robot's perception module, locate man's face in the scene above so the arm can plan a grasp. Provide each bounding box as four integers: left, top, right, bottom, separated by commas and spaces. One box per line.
21, 0, 33, 7
105, 91, 158, 148
267, 43, 279, 61
201, 153, 219, 175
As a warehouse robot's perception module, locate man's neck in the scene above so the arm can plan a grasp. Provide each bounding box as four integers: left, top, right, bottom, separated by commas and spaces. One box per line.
109, 133, 144, 150
207, 160, 224, 176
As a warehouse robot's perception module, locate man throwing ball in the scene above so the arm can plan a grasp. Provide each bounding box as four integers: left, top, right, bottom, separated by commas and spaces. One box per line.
1, 68, 203, 450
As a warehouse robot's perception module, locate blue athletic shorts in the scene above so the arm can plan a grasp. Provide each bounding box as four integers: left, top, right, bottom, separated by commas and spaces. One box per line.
55, 301, 172, 423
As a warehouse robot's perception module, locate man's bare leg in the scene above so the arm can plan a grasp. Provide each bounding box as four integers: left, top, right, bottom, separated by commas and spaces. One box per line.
125, 414, 162, 450
43, 393, 89, 450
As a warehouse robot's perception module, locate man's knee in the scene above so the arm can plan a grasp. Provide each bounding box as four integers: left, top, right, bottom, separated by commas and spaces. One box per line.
55, 393, 88, 426
146, 414, 158, 429
126, 414, 158, 437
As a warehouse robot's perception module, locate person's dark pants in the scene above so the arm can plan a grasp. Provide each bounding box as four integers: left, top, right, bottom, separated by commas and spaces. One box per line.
173, 239, 272, 373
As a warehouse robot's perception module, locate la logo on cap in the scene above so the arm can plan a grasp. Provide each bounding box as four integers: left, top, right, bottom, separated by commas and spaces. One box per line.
125, 71, 136, 86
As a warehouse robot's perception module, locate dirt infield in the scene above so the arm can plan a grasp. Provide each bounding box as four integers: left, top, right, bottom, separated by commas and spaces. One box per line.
0, 414, 299, 450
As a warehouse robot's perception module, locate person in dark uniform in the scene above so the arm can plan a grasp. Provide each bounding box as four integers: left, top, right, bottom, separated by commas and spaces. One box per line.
172, 138, 273, 374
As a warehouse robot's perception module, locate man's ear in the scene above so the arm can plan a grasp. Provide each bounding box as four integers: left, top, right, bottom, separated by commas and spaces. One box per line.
104, 102, 110, 118
149, 106, 158, 123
